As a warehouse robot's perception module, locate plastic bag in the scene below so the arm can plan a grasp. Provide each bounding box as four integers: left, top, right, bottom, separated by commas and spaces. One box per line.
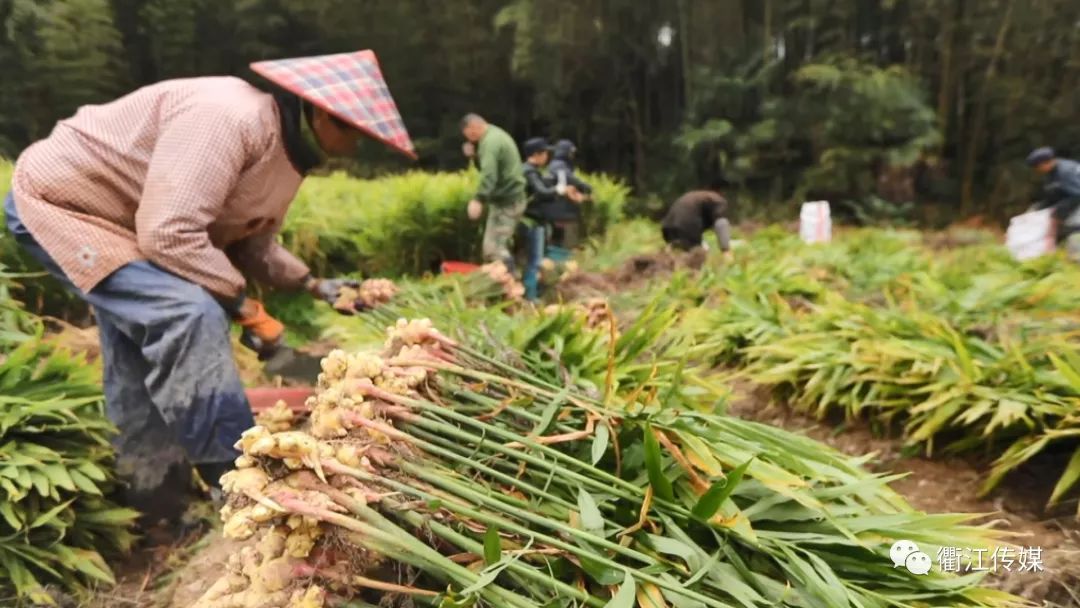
1006, 208, 1055, 261
800, 201, 832, 244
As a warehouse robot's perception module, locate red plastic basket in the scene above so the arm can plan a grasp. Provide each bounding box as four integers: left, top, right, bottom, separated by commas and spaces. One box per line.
246, 387, 316, 413
440, 260, 480, 275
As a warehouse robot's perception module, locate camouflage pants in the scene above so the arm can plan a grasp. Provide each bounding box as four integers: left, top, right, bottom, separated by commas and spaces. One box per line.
482, 199, 527, 267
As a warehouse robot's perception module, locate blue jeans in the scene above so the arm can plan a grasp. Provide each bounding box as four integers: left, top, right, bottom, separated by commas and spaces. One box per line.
4, 193, 252, 515
522, 223, 546, 301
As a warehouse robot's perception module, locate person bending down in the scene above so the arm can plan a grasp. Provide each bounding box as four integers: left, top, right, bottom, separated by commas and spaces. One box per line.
1027, 147, 1080, 258
4, 50, 415, 526
660, 190, 732, 260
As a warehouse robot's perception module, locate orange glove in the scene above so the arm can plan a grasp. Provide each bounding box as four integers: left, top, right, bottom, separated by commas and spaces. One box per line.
234, 299, 284, 344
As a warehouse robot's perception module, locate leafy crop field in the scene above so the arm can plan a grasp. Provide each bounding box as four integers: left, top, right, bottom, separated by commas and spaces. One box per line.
2, 163, 1078, 606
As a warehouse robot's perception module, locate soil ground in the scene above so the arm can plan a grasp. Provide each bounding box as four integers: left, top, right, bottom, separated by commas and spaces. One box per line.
556, 247, 707, 301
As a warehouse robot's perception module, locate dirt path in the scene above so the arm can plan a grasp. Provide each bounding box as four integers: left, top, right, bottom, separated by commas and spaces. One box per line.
555, 248, 707, 301
728, 382, 1080, 607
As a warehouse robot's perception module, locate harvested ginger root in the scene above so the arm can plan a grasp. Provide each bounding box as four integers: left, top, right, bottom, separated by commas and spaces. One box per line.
257, 400, 295, 432
480, 261, 526, 301
332, 278, 398, 313
357, 278, 398, 307
194, 527, 326, 608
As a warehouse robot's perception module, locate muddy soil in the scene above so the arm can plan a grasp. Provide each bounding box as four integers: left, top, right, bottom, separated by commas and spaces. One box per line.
728, 382, 1080, 607
556, 247, 707, 301
160, 531, 252, 608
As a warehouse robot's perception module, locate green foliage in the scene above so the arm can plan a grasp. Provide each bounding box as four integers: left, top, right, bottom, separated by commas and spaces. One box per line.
12, 0, 130, 142
302, 266, 1023, 606
575, 219, 662, 273
577, 173, 630, 238
137, 0, 201, 78
836, 195, 917, 227
0, 162, 91, 321
279, 169, 628, 279
681, 57, 938, 221
648, 227, 1080, 511
0, 266, 137, 603
0, 0, 1077, 221
281, 170, 481, 278
792, 59, 940, 194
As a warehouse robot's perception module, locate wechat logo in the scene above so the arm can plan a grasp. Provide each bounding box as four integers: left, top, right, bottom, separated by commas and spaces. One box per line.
891, 540, 932, 575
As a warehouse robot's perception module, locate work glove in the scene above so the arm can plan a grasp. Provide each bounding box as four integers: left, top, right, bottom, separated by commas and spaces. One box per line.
235, 299, 285, 358
306, 277, 363, 314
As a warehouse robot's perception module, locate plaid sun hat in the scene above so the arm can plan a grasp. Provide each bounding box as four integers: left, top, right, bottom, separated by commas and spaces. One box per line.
251, 50, 416, 159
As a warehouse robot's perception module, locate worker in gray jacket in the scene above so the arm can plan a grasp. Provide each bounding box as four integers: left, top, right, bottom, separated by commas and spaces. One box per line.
547, 140, 591, 248
1027, 147, 1080, 259
520, 138, 558, 300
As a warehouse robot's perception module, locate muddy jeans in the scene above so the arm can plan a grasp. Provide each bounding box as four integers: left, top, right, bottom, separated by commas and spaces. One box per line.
482, 199, 527, 270
4, 193, 251, 523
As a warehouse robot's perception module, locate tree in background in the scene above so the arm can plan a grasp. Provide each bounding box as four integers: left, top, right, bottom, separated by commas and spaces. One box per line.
0, 0, 128, 154
0, 0, 1079, 224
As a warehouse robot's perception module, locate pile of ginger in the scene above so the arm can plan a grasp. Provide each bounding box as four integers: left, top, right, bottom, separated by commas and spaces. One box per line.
332, 278, 400, 313
194, 319, 456, 608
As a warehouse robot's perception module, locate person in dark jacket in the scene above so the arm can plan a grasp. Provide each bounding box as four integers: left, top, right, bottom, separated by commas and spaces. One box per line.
520, 138, 558, 300
547, 139, 591, 248
1027, 147, 1080, 249
660, 190, 733, 261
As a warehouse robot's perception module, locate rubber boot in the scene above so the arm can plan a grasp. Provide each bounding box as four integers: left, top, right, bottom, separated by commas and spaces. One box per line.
195, 460, 235, 490
547, 246, 571, 263
121, 458, 194, 538
523, 272, 540, 301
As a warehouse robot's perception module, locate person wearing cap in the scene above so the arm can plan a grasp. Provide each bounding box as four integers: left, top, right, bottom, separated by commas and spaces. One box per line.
660, 190, 734, 261
461, 114, 527, 271
520, 137, 558, 300
546, 139, 592, 249
1027, 147, 1080, 255
3, 50, 415, 525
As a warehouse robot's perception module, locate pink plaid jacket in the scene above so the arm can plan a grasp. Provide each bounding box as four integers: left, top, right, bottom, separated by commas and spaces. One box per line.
10, 76, 311, 299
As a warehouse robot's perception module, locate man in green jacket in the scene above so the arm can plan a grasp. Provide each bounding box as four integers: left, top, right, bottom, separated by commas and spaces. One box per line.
462, 114, 527, 270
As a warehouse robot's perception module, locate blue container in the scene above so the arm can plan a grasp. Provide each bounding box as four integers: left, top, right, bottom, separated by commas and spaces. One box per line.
546, 246, 572, 262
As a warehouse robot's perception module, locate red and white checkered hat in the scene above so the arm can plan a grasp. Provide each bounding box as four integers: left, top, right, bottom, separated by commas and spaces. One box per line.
251, 50, 416, 159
